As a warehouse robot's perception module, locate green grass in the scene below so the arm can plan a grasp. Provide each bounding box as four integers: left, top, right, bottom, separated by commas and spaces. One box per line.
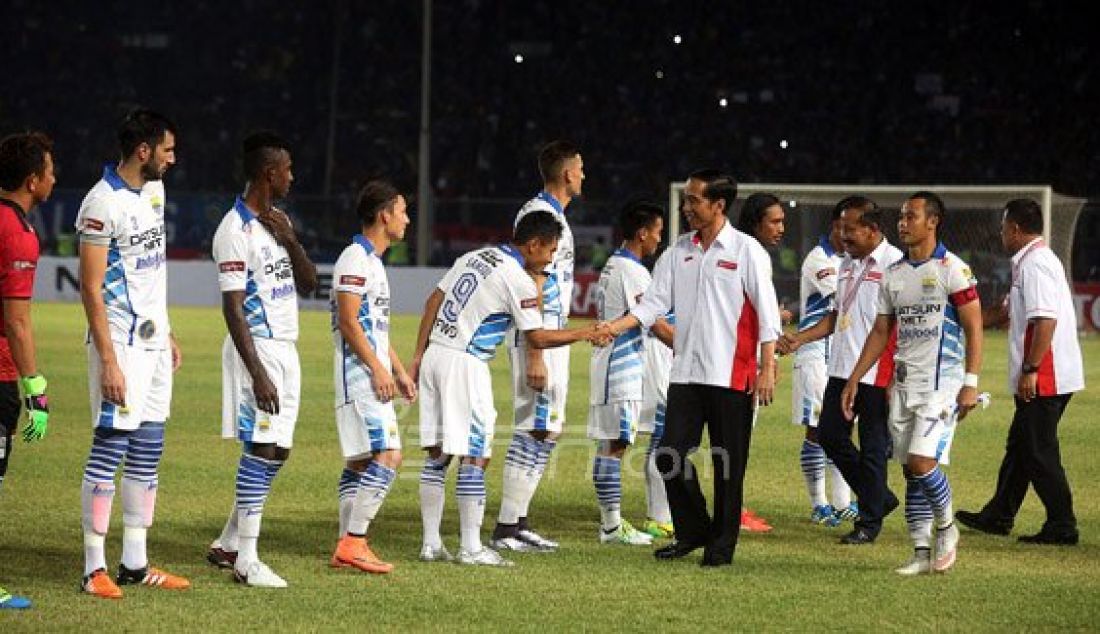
3, 303, 1099, 631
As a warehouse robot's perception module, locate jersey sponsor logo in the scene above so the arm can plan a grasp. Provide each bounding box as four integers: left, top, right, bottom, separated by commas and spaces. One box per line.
815, 267, 835, 280
220, 261, 246, 272
340, 275, 366, 286
138, 319, 156, 340
136, 252, 166, 270
11, 260, 36, 270
84, 218, 105, 231
264, 257, 294, 281
271, 283, 296, 299
129, 223, 166, 250
716, 259, 738, 270
521, 298, 538, 309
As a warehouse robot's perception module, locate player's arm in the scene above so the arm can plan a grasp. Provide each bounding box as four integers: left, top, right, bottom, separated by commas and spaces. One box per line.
1018, 317, 1054, 401
650, 317, 674, 349
524, 324, 601, 349
3, 297, 49, 442
221, 290, 279, 414
79, 241, 126, 407
409, 288, 445, 383
778, 311, 836, 355
839, 314, 894, 420
606, 247, 675, 336
336, 290, 396, 402
956, 296, 983, 419
524, 271, 549, 390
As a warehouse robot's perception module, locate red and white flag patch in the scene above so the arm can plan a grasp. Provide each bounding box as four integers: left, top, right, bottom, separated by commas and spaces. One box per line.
340, 275, 366, 287
716, 259, 738, 270
83, 218, 105, 231
219, 261, 245, 273
521, 298, 539, 309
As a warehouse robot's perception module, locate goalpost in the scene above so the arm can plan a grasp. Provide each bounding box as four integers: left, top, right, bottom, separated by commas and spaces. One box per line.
667, 182, 1087, 312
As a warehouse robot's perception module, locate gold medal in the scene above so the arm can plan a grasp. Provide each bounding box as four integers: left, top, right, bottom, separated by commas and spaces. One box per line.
838, 313, 852, 332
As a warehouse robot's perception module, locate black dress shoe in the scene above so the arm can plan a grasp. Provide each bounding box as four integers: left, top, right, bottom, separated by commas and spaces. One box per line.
883, 491, 900, 518
956, 510, 1011, 536
654, 540, 705, 559
700, 546, 733, 567
1018, 531, 1079, 545
839, 528, 876, 545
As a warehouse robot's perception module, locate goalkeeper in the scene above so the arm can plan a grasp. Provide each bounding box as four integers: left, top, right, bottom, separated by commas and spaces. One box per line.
0, 130, 56, 610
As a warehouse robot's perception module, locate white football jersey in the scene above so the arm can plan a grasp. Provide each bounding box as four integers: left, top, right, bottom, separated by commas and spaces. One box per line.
212, 198, 299, 342
75, 165, 170, 349
513, 191, 574, 319
590, 249, 648, 405
429, 245, 542, 361
330, 235, 392, 405
879, 243, 978, 392
796, 237, 841, 361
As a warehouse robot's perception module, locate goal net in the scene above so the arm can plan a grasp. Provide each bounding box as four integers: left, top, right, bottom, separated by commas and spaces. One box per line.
667, 183, 1086, 318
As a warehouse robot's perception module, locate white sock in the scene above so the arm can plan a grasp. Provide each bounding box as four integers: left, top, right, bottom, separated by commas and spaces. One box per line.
84, 533, 107, 576
120, 477, 153, 570
348, 462, 396, 536
235, 508, 263, 572
216, 505, 239, 551
497, 463, 526, 525
121, 527, 148, 570
456, 464, 486, 553
828, 461, 852, 510
419, 458, 448, 548
81, 479, 114, 575
644, 440, 671, 524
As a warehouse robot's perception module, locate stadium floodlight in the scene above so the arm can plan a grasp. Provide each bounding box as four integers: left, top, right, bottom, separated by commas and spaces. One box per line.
667, 181, 1087, 311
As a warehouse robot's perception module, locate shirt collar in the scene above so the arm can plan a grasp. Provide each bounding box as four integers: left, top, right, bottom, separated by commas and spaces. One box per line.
103, 164, 141, 194
902, 241, 948, 263
612, 246, 643, 264
499, 243, 525, 267
690, 217, 734, 249
537, 190, 564, 215
234, 196, 256, 224
1011, 237, 1043, 266
819, 234, 837, 257
354, 234, 376, 255
0, 197, 26, 217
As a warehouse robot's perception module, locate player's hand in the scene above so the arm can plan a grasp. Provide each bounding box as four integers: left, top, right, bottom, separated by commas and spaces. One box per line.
956, 385, 979, 421
371, 364, 397, 403
408, 354, 423, 385
840, 380, 858, 421
526, 354, 548, 391
587, 324, 613, 347
754, 364, 776, 407
256, 209, 298, 248
777, 333, 800, 356
780, 308, 794, 327
1016, 372, 1038, 403
252, 371, 280, 415
20, 375, 49, 443
170, 336, 183, 372
396, 369, 418, 402
100, 360, 127, 408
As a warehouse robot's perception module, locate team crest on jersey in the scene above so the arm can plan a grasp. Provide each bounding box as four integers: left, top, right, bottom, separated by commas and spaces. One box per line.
340, 275, 366, 287
716, 259, 737, 270
138, 319, 156, 340
84, 218, 105, 231
922, 277, 937, 292
150, 195, 164, 210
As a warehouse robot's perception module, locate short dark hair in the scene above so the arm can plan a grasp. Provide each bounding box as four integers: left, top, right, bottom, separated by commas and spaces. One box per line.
0, 131, 52, 191
736, 192, 781, 237
514, 209, 563, 245
242, 130, 291, 180
118, 108, 176, 158
619, 198, 664, 240
908, 190, 946, 225
687, 169, 738, 215
840, 196, 882, 231
1004, 198, 1043, 235
537, 140, 579, 183
832, 195, 873, 222
356, 179, 401, 226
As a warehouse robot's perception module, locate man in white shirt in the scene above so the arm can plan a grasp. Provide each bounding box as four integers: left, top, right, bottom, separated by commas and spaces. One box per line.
75, 109, 189, 599
328, 180, 416, 574
206, 131, 318, 588
601, 170, 782, 567
779, 198, 903, 546
842, 191, 983, 575
492, 141, 582, 552
957, 198, 1083, 546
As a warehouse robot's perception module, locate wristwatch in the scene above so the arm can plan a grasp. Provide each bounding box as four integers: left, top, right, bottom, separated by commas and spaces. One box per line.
1021, 363, 1039, 375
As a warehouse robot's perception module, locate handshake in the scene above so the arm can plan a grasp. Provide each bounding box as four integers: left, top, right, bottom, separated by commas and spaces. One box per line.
585, 321, 619, 347
776, 332, 803, 356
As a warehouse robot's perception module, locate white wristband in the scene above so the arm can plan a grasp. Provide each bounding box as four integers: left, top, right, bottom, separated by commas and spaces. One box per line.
963, 373, 979, 388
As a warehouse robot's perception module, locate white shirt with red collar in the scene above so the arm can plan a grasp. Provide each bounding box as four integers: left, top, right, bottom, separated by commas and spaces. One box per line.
826, 237, 904, 386
1008, 237, 1084, 396
632, 220, 780, 392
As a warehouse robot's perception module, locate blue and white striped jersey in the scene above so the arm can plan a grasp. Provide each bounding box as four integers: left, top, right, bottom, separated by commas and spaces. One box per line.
430, 245, 542, 362
590, 248, 648, 405
879, 242, 977, 391
330, 235, 392, 405
212, 197, 299, 342
75, 165, 170, 349
796, 236, 841, 361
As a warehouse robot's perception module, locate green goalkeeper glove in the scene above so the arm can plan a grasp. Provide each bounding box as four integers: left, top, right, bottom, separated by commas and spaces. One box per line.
20, 375, 48, 443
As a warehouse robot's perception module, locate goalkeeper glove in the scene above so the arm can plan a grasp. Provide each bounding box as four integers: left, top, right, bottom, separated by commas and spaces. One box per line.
20, 375, 48, 443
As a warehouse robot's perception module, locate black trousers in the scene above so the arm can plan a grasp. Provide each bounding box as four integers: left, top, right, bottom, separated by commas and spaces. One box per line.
655, 383, 754, 562
817, 377, 892, 536
0, 381, 21, 479
979, 394, 1076, 533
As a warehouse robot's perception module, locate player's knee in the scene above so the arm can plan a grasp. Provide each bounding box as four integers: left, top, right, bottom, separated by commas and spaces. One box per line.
906, 455, 936, 476
377, 450, 402, 470
346, 457, 371, 472
805, 427, 819, 443
528, 430, 550, 442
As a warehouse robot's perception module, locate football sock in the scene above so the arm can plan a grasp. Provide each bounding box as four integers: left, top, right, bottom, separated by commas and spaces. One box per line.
120, 422, 164, 570
234, 453, 282, 571
498, 432, 540, 525
82, 428, 127, 575
916, 466, 954, 529
518, 437, 556, 519
349, 461, 396, 536
337, 467, 358, 537
593, 455, 623, 532
456, 463, 486, 553
800, 439, 827, 507
644, 430, 671, 524
419, 455, 449, 548
828, 459, 852, 510
905, 472, 934, 549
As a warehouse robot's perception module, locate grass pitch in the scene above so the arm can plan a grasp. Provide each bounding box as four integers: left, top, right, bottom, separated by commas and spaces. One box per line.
2, 303, 1099, 631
